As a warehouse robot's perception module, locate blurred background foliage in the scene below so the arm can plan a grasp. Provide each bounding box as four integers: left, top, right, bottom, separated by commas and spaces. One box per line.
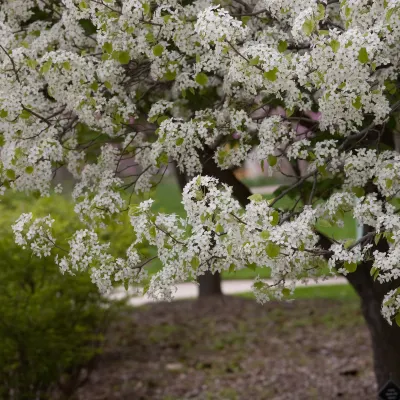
0, 193, 126, 399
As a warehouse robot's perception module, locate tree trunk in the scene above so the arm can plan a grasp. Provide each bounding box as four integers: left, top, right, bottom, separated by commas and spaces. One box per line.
345, 231, 400, 391
358, 283, 400, 389
344, 120, 400, 392
174, 164, 223, 297
174, 157, 253, 298
197, 271, 222, 297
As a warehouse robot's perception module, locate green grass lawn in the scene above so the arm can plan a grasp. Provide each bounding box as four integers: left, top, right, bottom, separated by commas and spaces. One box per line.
146, 177, 356, 280
238, 284, 357, 301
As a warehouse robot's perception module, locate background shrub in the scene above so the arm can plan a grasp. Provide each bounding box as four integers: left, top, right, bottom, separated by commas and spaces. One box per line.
0, 194, 128, 399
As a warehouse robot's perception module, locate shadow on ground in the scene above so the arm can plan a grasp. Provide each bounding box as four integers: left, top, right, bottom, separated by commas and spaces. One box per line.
77, 296, 375, 400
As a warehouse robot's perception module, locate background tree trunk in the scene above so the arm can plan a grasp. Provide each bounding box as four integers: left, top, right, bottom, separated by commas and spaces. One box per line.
174, 164, 223, 297
174, 158, 252, 298
197, 272, 222, 297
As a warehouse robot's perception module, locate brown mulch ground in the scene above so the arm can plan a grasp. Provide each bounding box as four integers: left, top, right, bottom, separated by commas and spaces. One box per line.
77, 296, 376, 400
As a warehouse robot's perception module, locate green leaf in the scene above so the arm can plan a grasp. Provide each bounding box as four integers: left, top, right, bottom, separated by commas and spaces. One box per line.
79, 18, 97, 35
90, 81, 99, 91
386, 8, 395, 22
302, 19, 315, 36
145, 32, 155, 44
386, 232, 395, 244
62, 61, 71, 71
263, 67, 278, 82
191, 256, 200, 269
175, 137, 184, 146
329, 39, 340, 53
164, 70, 176, 81
374, 233, 381, 246
352, 96, 362, 110
25, 166, 34, 174
319, 219, 332, 228
195, 72, 208, 86
142, 2, 151, 15
278, 40, 287, 53
344, 261, 357, 273
270, 210, 279, 226
241, 16, 251, 25
249, 56, 260, 66
20, 109, 31, 119
229, 263, 236, 273
194, 190, 204, 201
152, 44, 164, 57
372, 268, 379, 281
157, 115, 169, 125
313, 2, 323, 17
40, 59, 52, 74
344, 239, 355, 249
26, 58, 38, 69
215, 223, 224, 234
268, 154, 277, 167
358, 47, 369, 64
103, 42, 113, 54
6, 169, 15, 180
149, 225, 156, 238
266, 242, 280, 258
260, 230, 270, 240
282, 288, 291, 297
0, 109, 8, 118
118, 51, 131, 65
317, 164, 328, 177
248, 193, 263, 202
246, 262, 257, 271
156, 152, 169, 167
217, 149, 228, 165
79, 1, 88, 10
253, 281, 264, 290
352, 186, 365, 198
286, 108, 295, 117
384, 80, 397, 95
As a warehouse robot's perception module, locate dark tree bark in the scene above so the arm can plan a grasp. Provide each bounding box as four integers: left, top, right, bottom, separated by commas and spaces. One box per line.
174, 164, 222, 297
197, 272, 222, 297
311, 127, 400, 392
345, 230, 400, 390
174, 158, 252, 298
345, 128, 400, 391
202, 157, 253, 207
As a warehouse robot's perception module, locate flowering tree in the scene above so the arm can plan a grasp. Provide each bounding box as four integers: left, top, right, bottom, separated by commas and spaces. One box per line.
1, 0, 400, 389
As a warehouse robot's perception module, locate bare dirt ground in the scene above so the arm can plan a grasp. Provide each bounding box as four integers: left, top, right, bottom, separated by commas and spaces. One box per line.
77, 296, 376, 400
